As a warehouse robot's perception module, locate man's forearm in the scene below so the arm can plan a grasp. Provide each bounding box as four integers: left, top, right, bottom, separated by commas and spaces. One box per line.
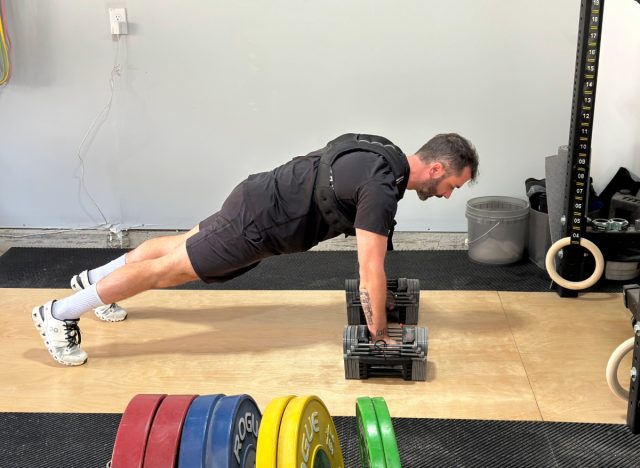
359, 277, 388, 339
355, 227, 391, 341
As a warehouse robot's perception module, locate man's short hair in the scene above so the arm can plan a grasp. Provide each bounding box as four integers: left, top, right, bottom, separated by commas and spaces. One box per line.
416, 133, 479, 181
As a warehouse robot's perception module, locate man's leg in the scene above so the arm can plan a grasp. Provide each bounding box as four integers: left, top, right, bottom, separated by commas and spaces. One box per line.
124, 226, 199, 264
70, 226, 200, 322
33, 231, 201, 366
97, 241, 199, 304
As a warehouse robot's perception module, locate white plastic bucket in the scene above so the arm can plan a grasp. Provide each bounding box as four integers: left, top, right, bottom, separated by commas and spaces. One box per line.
466, 196, 530, 265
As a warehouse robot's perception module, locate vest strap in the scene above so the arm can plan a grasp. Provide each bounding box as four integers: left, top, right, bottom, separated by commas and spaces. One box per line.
313, 133, 408, 247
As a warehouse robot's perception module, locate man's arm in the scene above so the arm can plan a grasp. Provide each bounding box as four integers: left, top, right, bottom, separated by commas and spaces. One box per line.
355, 228, 394, 344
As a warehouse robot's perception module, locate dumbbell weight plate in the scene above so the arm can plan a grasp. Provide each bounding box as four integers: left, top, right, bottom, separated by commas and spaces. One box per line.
178, 394, 225, 468
111, 394, 167, 468
278, 395, 344, 467
343, 325, 361, 380
417, 327, 428, 354
405, 279, 420, 325
143, 394, 198, 468
346, 278, 362, 325
255, 395, 295, 468
356, 397, 385, 468
206, 394, 262, 468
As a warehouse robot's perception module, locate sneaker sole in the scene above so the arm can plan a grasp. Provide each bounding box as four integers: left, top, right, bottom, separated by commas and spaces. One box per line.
94, 310, 128, 323
31, 306, 87, 367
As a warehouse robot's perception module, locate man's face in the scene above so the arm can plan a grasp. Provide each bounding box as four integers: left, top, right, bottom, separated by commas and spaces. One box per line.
416, 175, 444, 200
417, 166, 472, 201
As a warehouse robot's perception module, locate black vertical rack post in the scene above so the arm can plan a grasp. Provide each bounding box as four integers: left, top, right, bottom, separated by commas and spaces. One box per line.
556, 0, 605, 297
628, 326, 640, 433
623, 285, 640, 433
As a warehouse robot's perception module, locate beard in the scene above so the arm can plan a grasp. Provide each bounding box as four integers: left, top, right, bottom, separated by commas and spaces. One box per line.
416, 176, 444, 201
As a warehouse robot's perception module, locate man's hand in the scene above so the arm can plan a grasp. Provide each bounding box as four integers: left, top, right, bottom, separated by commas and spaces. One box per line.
368, 323, 397, 346
372, 331, 397, 346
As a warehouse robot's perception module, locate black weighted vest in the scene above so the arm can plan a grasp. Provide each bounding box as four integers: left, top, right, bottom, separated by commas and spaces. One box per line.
313, 133, 409, 249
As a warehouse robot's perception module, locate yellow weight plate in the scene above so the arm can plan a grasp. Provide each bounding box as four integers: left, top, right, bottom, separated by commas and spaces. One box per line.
278, 395, 344, 468
256, 395, 295, 468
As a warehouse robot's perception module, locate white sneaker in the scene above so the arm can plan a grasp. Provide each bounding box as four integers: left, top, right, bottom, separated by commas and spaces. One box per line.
70, 270, 127, 322
93, 303, 127, 322
32, 300, 88, 366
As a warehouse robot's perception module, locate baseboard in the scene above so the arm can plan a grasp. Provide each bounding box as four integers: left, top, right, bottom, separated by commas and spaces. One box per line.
0, 228, 468, 256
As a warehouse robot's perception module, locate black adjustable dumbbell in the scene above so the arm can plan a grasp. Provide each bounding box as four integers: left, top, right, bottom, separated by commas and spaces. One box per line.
345, 278, 420, 325
343, 324, 428, 381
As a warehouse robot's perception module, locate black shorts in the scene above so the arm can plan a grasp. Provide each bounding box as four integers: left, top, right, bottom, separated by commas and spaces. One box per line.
186, 182, 274, 283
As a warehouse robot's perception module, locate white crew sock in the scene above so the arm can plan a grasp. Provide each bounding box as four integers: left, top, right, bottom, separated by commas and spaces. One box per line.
52, 283, 106, 320
88, 254, 127, 284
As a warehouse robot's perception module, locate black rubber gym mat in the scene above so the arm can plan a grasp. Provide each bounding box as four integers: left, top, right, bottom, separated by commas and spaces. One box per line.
0, 247, 626, 292
1, 412, 639, 467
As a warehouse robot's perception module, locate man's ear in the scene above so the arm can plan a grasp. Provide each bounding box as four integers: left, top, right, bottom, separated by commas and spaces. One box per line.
429, 162, 446, 178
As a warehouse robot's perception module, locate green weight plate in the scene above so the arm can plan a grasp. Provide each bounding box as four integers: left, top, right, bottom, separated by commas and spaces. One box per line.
356, 397, 385, 468
371, 398, 401, 468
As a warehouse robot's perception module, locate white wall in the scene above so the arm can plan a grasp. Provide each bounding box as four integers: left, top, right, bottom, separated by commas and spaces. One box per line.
0, 0, 638, 232
592, 0, 640, 192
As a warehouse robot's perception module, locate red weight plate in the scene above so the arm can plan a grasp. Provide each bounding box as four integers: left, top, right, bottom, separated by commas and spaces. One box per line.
111, 394, 167, 468
143, 395, 198, 468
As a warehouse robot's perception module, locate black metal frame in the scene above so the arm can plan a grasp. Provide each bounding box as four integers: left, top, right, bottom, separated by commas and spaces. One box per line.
623, 285, 640, 433
556, 0, 640, 296
552, 0, 640, 432
556, 0, 605, 297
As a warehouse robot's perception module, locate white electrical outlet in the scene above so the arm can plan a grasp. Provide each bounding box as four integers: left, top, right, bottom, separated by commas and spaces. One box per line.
109, 8, 128, 35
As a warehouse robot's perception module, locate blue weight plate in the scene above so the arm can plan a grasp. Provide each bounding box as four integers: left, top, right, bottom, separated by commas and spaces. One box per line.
206, 394, 262, 468
178, 394, 225, 468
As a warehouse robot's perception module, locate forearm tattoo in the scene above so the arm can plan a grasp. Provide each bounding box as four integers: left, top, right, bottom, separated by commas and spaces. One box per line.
360, 289, 373, 326
360, 288, 388, 338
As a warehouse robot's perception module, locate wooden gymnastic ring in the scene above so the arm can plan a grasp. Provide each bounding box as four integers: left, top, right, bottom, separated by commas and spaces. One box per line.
606, 337, 634, 401
545, 237, 604, 290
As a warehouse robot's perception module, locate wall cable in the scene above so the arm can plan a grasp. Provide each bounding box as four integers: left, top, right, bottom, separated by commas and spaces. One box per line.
74, 36, 122, 227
